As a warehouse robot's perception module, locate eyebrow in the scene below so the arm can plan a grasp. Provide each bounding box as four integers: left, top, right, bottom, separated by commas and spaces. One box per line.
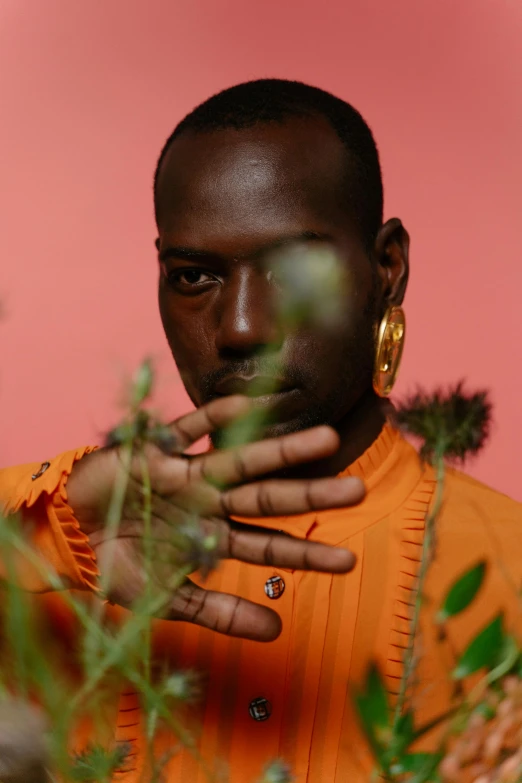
158, 230, 333, 263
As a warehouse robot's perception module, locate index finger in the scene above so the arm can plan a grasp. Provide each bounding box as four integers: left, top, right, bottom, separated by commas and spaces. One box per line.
165, 396, 253, 453
222, 527, 355, 574
190, 425, 341, 487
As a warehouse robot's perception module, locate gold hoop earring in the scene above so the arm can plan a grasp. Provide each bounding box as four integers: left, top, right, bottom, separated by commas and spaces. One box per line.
372, 306, 406, 397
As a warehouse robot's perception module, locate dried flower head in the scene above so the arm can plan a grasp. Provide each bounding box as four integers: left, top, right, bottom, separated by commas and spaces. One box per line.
441, 676, 522, 783
394, 382, 492, 462
0, 700, 48, 783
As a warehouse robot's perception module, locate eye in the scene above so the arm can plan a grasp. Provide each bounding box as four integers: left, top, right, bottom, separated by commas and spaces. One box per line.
165, 268, 217, 292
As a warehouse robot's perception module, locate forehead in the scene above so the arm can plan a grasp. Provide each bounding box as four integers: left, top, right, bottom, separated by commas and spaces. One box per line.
155, 115, 355, 247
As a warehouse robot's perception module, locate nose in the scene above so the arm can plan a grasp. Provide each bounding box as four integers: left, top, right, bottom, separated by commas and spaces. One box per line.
215, 266, 283, 357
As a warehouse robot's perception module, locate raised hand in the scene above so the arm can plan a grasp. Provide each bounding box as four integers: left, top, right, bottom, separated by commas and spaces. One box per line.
67, 396, 364, 641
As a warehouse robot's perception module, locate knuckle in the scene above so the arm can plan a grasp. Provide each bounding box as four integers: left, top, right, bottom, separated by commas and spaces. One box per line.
258, 485, 275, 516
233, 450, 249, 482
220, 490, 234, 518
263, 536, 275, 567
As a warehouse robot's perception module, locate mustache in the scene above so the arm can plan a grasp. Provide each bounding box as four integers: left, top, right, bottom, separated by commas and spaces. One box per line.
200, 358, 309, 401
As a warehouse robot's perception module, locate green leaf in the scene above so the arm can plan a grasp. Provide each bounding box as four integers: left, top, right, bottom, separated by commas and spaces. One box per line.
354, 667, 391, 768
358, 666, 389, 727
390, 752, 443, 776
437, 561, 486, 622
390, 710, 415, 756
485, 635, 520, 685
453, 614, 504, 679
473, 701, 496, 721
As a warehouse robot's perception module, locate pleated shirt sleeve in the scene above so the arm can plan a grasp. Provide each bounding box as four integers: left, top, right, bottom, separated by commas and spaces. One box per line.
0, 448, 100, 592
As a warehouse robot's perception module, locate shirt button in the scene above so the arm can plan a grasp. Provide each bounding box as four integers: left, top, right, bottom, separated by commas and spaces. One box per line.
31, 461, 50, 480
264, 575, 285, 600
249, 697, 272, 722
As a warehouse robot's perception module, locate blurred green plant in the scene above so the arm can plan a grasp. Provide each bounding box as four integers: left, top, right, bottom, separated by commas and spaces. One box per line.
259, 760, 293, 783
0, 361, 221, 782
69, 744, 131, 783
354, 384, 522, 782
0, 244, 349, 782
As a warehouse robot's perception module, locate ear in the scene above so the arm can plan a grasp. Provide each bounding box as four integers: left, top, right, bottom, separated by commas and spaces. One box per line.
373, 218, 410, 308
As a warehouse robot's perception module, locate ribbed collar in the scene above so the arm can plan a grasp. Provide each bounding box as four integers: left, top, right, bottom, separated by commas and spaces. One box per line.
337, 423, 400, 483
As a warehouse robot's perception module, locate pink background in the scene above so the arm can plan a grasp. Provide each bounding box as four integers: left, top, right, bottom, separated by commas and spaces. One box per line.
1, 0, 521, 499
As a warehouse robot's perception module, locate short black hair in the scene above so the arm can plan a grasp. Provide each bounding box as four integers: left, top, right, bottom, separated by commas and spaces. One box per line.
153, 78, 383, 250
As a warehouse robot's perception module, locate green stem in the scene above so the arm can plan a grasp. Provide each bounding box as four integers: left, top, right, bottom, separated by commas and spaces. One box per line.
80, 441, 134, 685
66, 563, 193, 716
392, 452, 446, 731
139, 452, 156, 776
97, 441, 133, 600
120, 664, 217, 783
5, 523, 204, 779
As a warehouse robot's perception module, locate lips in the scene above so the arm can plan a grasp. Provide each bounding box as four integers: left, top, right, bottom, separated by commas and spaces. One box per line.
214, 375, 292, 397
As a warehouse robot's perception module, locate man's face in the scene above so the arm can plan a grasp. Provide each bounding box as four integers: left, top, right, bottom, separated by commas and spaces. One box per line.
155, 115, 382, 439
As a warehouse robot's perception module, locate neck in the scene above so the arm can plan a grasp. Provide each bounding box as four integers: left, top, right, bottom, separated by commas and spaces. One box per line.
289, 389, 388, 480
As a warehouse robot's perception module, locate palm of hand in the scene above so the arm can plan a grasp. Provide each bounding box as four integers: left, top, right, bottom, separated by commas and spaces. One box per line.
68, 396, 364, 641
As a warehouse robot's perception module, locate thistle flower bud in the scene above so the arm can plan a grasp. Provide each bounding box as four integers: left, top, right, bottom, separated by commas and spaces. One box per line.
162, 670, 204, 704
70, 743, 130, 781
394, 382, 492, 462
175, 520, 221, 578
147, 423, 181, 456
104, 422, 134, 448
260, 760, 293, 783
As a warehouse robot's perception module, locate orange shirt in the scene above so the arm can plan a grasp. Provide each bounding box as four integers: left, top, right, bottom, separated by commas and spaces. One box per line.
1, 425, 521, 782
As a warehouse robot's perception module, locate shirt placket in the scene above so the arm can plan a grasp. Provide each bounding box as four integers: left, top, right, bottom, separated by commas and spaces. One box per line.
227, 561, 295, 777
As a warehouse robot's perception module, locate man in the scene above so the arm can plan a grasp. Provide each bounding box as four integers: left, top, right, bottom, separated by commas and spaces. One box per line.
1, 79, 521, 782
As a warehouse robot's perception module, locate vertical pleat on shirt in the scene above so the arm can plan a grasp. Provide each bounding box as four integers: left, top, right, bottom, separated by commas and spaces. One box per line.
152, 563, 232, 782
334, 515, 394, 779
279, 569, 333, 781
307, 534, 364, 782
189, 560, 242, 783
205, 560, 247, 773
